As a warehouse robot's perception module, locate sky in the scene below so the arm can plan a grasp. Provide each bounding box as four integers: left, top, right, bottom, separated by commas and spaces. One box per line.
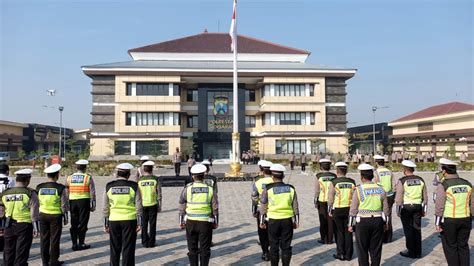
1, 0, 472, 129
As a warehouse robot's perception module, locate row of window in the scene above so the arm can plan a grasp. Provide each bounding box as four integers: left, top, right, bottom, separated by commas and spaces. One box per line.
126, 83, 180, 96
186, 90, 256, 102
115, 140, 169, 156
262, 112, 316, 126
125, 112, 181, 126
275, 139, 327, 154
262, 84, 315, 97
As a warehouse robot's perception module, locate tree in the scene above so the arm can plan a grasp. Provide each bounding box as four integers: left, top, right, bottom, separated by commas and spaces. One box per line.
446, 140, 456, 159
309, 137, 325, 154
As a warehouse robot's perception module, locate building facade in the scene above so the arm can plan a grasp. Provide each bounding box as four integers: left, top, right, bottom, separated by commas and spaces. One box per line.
388, 102, 474, 157
348, 123, 393, 155
0, 120, 27, 152
82, 32, 356, 160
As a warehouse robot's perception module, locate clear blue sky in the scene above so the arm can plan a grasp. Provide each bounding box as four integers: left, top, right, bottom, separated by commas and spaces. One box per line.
1, 0, 472, 129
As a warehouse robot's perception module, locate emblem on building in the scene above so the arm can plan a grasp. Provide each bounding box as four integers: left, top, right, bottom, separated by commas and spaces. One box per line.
213, 96, 229, 116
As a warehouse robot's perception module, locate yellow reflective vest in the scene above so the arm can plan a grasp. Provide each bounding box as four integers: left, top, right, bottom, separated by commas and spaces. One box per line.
266, 183, 295, 220
106, 180, 138, 221
400, 175, 425, 204
332, 177, 356, 208
1, 187, 34, 223
317, 172, 337, 202
37, 182, 65, 215
138, 175, 159, 207
442, 178, 472, 218
185, 182, 213, 221
356, 183, 384, 217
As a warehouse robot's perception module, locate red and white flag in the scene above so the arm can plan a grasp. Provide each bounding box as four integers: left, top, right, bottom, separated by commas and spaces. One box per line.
229, 0, 237, 52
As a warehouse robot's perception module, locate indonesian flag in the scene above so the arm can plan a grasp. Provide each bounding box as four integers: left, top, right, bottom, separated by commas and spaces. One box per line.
229, 0, 237, 52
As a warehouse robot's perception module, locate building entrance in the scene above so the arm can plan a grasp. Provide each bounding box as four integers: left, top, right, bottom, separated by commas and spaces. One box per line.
203, 142, 232, 159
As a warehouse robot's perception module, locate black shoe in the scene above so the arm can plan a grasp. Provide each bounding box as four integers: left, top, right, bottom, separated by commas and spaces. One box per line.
148, 243, 156, 248
317, 239, 325, 244
78, 243, 91, 250
72, 245, 79, 251
333, 254, 344, 261
261, 253, 269, 261
400, 251, 417, 258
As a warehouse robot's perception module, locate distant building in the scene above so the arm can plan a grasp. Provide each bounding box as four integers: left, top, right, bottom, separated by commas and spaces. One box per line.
82, 32, 356, 160
23, 124, 74, 154
0, 120, 27, 152
388, 101, 474, 157
72, 128, 91, 153
348, 123, 392, 154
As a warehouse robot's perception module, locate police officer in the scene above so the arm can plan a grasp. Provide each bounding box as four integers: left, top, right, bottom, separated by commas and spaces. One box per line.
179, 164, 218, 266
348, 164, 390, 266
0, 169, 39, 266
260, 164, 299, 266
434, 158, 473, 266
328, 162, 355, 261
138, 160, 161, 248
38, 164, 69, 266
103, 163, 143, 266
395, 160, 427, 259
251, 160, 273, 261
202, 160, 218, 194
373, 154, 396, 243
0, 163, 15, 252
314, 158, 337, 244
66, 159, 96, 251
136, 155, 150, 181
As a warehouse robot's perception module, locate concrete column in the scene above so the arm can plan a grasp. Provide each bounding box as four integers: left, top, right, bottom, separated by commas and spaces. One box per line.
131, 141, 136, 156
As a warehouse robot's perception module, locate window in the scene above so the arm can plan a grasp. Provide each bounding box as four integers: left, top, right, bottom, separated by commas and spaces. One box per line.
173, 113, 181, 126
127, 83, 170, 96
275, 140, 307, 154
275, 112, 306, 125
418, 122, 433, 132
245, 116, 256, 127
126, 112, 180, 126
173, 84, 181, 96
187, 116, 198, 128
114, 141, 131, 155
126, 113, 132, 126
245, 90, 255, 102
262, 113, 269, 126
126, 83, 132, 96
310, 112, 315, 125
187, 90, 198, 101
136, 140, 169, 156
309, 85, 314, 96
273, 84, 306, 96
263, 85, 270, 97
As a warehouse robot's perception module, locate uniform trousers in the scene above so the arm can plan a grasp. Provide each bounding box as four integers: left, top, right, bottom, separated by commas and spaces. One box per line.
69, 198, 90, 245
318, 202, 334, 243
355, 217, 384, 266
141, 205, 158, 247
3, 221, 33, 266
109, 220, 137, 266
441, 217, 471, 266
174, 163, 181, 176
256, 212, 269, 253
290, 161, 295, 170
39, 213, 63, 265
400, 204, 422, 257
186, 220, 213, 266
301, 163, 306, 172
383, 194, 394, 243
333, 207, 353, 259
268, 218, 294, 266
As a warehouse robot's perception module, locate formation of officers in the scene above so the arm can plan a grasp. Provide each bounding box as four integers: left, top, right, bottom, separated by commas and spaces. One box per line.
0, 154, 472, 266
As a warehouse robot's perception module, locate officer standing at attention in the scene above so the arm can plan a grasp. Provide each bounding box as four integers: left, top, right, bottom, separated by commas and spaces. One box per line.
202, 160, 218, 194
0, 169, 39, 266
348, 164, 390, 266
0, 163, 15, 252
138, 160, 161, 248
259, 164, 299, 266
434, 158, 473, 266
103, 163, 143, 266
66, 159, 96, 251
179, 164, 218, 266
327, 162, 355, 261
135, 155, 151, 181
373, 154, 396, 243
395, 160, 427, 259
314, 158, 337, 244
38, 164, 69, 266
251, 160, 273, 261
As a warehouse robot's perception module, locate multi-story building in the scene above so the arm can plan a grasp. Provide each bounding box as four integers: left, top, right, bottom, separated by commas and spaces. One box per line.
348, 123, 393, 154
82, 32, 356, 160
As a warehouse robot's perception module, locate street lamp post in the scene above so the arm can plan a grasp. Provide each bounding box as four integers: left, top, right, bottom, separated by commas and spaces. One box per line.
371, 106, 389, 155
59, 106, 64, 159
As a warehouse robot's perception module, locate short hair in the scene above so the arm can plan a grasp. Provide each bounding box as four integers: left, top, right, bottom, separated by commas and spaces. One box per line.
76, 165, 87, 171
272, 172, 284, 180
360, 170, 374, 180
117, 170, 131, 178
375, 160, 385, 166
403, 166, 415, 173
336, 166, 348, 176
144, 165, 153, 173
16, 174, 31, 183
47, 172, 59, 179
263, 168, 272, 175
320, 162, 331, 171
0, 164, 9, 174
193, 173, 205, 180
442, 165, 457, 175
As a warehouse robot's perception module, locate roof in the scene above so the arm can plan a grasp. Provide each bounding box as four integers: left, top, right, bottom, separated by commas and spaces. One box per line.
392, 102, 474, 123
0, 120, 27, 128
128, 32, 310, 55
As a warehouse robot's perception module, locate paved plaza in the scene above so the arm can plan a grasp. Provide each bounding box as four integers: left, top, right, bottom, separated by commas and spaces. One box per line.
9, 165, 474, 265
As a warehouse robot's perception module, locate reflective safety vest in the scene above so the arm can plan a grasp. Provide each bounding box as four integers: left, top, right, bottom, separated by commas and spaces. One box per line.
37, 182, 65, 215
442, 178, 472, 218
356, 183, 384, 217
106, 180, 138, 221
1, 187, 33, 223
203, 175, 218, 193
400, 176, 425, 204
186, 182, 213, 221
138, 175, 159, 207
317, 172, 337, 202
255, 176, 273, 206
376, 167, 393, 195
67, 173, 91, 200
266, 183, 295, 220
332, 177, 356, 208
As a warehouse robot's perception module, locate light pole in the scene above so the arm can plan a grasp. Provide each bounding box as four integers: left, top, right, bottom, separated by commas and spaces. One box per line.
371, 106, 389, 155
59, 106, 64, 160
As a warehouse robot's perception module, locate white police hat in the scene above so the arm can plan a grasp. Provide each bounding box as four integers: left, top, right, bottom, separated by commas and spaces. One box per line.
439, 158, 458, 166
142, 161, 155, 166
190, 164, 207, 174
75, 159, 89, 165
14, 169, 33, 175
374, 155, 385, 160
44, 163, 61, 174
358, 163, 374, 171
402, 160, 417, 168
261, 160, 273, 168
319, 159, 331, 163
270, 163, 285, 172
257, 160, 266, 166
116, 163, 134, 170
140, 156, 150, 161
335, 162, 348, 167
202, 160, 211, 165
